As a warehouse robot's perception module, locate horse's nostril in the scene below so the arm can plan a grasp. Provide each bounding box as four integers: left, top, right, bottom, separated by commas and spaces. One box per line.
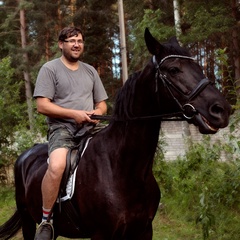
210, 103, 224, 116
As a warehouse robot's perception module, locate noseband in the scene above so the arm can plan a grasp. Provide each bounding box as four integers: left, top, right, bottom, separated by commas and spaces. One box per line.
153, 55, 211, 119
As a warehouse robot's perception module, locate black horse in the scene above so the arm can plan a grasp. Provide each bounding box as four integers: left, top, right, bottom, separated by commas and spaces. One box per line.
0, 28, 231, 240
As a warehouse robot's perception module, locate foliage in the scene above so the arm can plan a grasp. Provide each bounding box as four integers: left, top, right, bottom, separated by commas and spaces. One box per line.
182, 1, 234, 42
128, 8, 175, 71
0, 57, 24, 166
215, 47, 238, 107
0, 56, 47, 172
154, 132, 240, 240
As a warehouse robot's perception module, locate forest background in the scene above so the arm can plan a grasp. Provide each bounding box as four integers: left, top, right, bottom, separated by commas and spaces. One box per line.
0, 0, 239, 183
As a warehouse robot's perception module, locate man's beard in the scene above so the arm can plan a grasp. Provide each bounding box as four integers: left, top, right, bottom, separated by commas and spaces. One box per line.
63, 48, 82, 62
69, 56, 79, 62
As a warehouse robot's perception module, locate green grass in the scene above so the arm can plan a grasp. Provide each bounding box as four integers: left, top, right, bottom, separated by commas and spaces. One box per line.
0, 186, 203, 240
2, 186, 238, 240
153, 208, 202, 240
0, 186, 16, 223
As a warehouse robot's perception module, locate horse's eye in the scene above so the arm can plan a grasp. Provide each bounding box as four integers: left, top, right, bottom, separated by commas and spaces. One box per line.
168, 67, 180, 75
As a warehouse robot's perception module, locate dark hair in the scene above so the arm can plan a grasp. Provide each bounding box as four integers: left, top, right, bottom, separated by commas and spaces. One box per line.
58, 27, 85, 42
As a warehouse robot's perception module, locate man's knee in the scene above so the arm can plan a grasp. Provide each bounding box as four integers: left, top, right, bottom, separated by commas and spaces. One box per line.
48, 148, 68, 178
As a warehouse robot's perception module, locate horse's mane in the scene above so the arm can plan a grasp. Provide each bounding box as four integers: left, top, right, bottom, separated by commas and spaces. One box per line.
113, 71, 142, 120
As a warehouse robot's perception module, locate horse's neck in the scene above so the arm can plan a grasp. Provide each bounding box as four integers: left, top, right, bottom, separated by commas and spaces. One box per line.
107, 120, 161, 176
106, 65, 161, 175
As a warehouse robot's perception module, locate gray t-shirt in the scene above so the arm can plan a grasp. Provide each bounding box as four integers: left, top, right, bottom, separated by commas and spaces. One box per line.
33, 58, 108, 133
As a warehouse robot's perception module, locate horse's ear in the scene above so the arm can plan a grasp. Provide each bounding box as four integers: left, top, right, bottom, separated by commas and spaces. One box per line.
168, 36, 181, 47
144, 28, 163, 55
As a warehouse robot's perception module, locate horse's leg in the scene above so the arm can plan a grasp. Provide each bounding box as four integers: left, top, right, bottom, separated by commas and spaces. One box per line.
19, 208, 36, 240
121, 223, 153, 240
90, 232, 112, 240
90, 223, 153, 240
90, 233, 104, 240
137, 222, 153, 240
15, 185, 36, 239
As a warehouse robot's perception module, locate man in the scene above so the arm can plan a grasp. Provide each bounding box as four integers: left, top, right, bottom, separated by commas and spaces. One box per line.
33, 26, 108, 239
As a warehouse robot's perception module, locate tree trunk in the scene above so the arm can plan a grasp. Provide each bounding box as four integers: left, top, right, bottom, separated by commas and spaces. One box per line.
231, 0, 240, 96
70, 0, 77, 17
118, 0, 128, 84
173, 0, 181, 37
19, 0, 34, 131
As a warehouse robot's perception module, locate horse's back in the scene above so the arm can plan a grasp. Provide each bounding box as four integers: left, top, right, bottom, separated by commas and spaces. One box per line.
15, 143, 48, 184
15, 143, 48, 169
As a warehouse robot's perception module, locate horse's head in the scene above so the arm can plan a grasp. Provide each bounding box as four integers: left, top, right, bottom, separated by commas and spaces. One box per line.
144, 28, 231, 134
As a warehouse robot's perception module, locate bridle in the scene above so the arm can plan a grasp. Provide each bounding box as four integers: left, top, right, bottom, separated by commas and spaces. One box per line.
152, 55, 211, 119
91, 54, 211, 121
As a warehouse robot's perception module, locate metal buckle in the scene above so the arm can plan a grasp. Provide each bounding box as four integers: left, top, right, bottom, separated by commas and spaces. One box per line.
182, 103, 197, 119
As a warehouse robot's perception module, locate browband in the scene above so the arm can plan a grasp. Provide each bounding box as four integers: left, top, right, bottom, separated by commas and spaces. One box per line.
153, 55, 195, 67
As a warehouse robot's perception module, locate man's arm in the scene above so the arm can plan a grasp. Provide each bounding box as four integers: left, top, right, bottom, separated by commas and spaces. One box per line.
36, 97, 95, 124
93, 101, 107, 116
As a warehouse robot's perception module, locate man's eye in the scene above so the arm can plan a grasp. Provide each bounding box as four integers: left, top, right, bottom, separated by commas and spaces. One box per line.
64, 39, 84, 45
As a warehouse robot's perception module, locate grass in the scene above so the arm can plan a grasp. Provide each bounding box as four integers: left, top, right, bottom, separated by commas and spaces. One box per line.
0, 187, 237, 240
0, 186, 214, 240
153, 208, 202, 240
0, 186, 16, 223
0, 186, 203, 240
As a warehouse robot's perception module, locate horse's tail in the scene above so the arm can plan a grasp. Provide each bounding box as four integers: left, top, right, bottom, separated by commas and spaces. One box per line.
0, 210, 22, 239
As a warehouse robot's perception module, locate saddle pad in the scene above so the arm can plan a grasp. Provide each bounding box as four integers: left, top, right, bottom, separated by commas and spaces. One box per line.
53, 137, 92, 202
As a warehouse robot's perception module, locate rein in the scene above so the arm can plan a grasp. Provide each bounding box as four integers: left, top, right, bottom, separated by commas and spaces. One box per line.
90, 113, 185, 121
91, 54, 211, 122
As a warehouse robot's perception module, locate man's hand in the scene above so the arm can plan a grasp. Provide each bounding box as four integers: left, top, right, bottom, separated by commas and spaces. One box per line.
73, 110, 97, 124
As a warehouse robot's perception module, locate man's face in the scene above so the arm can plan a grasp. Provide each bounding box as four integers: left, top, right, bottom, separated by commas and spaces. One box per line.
59, 33, 84, 62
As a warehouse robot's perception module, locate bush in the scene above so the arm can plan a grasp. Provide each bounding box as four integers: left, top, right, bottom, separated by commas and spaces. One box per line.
154, 134, 240, 240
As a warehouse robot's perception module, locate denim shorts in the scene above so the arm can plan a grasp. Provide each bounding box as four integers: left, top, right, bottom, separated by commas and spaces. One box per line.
48, 125, 79, 155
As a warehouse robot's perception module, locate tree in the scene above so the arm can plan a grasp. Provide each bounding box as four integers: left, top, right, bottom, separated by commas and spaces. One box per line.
230, 0, 240, 96
18, 0, 34, 131
73, 0, 120, 102
180, 0, 238, 102
123, 0, 239, 103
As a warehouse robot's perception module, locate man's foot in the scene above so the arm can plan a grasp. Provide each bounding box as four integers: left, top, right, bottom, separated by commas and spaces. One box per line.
34, 221, 54, 240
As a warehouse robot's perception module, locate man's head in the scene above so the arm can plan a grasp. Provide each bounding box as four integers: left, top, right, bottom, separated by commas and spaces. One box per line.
58, 27, 85, 42
58, 26, 85, 62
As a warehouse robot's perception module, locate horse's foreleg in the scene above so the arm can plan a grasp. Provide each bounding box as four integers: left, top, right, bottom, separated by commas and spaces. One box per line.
138, 222, 153, 240
90, 223, 153, 240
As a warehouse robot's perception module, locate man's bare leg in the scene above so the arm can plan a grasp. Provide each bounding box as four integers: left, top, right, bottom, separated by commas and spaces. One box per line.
42, 148, 68, 210
35, 148, 68, 240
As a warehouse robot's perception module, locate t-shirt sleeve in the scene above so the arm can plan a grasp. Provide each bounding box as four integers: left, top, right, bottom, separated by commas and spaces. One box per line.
92, 68, 108, 103
33, 64, 56, 100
